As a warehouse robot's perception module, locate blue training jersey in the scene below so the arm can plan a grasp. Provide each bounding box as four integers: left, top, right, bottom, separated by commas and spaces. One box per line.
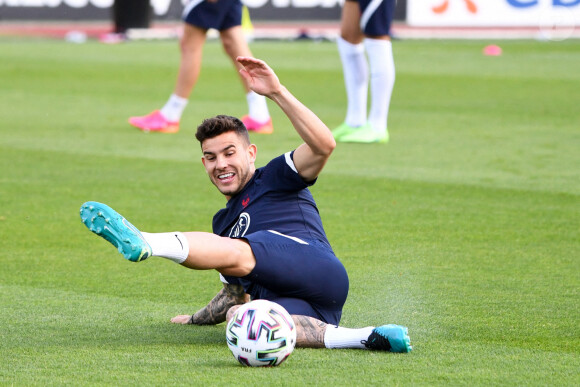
212, 151, 330, 247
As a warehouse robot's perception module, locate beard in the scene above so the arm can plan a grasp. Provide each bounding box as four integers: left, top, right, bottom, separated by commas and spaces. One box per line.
211, 167, 253, 198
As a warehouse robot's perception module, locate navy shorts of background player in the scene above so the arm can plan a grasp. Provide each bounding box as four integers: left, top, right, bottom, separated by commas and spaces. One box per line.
348, 0, 395, 37
182, 0, 243, 31
215, 151, 349, 326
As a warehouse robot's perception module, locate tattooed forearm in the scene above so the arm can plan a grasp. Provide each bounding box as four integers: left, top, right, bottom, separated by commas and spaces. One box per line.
189, 284, 247, 325
293, 315, 328, 348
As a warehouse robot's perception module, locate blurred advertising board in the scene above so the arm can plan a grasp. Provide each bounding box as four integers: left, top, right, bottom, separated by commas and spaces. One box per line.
0, 0, 342, 20
407, 0, 579, 27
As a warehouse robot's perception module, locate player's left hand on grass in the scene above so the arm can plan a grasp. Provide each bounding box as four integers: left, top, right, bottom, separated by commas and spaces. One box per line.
170, 315, 192, 324
237, 56, 282, 98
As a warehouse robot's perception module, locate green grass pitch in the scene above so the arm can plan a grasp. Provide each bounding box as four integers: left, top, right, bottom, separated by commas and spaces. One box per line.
0, 36, 579, 385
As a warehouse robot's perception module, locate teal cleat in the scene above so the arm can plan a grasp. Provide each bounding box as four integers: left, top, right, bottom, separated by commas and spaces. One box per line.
362, 324, 412, 353
80, 201, 152, 262
337, 124, 388, 144
331, 122, 369, 140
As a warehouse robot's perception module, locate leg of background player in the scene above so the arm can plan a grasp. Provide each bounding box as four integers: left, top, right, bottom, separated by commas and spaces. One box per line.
220, 26, 272, 133
332, 0, 370, 140
127, 24, 207, 133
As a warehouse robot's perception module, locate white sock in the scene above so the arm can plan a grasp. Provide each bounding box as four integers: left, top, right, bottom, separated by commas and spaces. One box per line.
323, 325, 375, 349
246, 91, 270, 123
160, 94, 188, 122
364, 38, 395, 133
141, 232, 189, 264
337, 36, 368, 127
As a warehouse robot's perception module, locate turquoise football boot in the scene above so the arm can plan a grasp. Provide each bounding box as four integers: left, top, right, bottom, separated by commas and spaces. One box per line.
363, 324, 412, 353
80, 201, 152, 262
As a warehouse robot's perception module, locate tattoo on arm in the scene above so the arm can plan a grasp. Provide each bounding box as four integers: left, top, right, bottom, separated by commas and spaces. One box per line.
293, 315, 328, 348
189, 284, 247, 325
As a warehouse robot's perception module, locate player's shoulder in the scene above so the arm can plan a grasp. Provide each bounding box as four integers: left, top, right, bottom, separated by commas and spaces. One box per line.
262, 151, 297, 173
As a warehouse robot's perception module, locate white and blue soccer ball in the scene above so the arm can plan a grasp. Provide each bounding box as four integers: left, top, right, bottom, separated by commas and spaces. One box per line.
226, 299, 296, 367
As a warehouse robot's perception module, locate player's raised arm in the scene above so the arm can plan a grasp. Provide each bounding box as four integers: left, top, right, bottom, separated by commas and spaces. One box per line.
237, 56, 336, 182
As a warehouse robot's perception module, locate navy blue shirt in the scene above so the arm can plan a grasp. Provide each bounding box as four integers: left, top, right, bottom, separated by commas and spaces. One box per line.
212, 151, 330, 247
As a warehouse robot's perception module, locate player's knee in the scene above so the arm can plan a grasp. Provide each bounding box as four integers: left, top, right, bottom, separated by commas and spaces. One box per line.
340, 19, 364, 43
220, 36, 238, 57
179, 37, 188, 54
179, 38, 198, 56
340, 32, 363, 44
221, 239, 256, 277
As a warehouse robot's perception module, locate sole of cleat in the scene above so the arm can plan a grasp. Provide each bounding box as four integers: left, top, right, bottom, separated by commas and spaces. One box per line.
138, 126, 179, 134
80, 201, 151, 262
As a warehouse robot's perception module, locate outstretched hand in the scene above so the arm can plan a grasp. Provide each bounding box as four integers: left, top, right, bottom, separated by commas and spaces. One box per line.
239, 56, 335, 183
171, 315, 192, 324
237, 56, 282, 98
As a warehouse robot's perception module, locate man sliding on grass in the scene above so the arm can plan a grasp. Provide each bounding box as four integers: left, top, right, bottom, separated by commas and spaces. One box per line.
80, 56, 412, 353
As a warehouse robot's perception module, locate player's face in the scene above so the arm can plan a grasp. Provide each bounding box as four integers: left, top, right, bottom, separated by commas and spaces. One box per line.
201, 131, 257, 200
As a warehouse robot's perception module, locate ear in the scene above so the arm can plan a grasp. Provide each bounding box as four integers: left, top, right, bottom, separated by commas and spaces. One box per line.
247, 144, 257, 163
201, 156, 206, 168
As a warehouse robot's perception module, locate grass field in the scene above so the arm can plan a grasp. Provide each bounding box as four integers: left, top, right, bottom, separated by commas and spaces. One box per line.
1, 36, 579, 385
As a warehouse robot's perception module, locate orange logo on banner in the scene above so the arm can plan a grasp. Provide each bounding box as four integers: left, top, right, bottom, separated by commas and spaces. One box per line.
432, 0, 478, 14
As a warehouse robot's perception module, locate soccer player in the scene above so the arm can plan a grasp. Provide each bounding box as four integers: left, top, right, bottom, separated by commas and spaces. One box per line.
128, 1, 273, 134
332, 0, 396, 143
81, 56, 411, 352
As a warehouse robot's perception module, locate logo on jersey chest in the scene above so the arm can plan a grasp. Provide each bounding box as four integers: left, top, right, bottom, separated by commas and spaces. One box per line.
229, 212, 251, 238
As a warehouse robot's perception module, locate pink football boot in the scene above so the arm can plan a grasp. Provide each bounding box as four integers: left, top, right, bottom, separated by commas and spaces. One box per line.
241, 115, 273, 134
129, 110, 179, 133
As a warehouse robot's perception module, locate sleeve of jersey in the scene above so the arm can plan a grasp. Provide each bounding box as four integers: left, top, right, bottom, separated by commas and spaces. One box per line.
261, 151, 317, 191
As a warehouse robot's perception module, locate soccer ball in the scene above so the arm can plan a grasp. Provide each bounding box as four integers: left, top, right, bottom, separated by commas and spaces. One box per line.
226, 299, 296, 367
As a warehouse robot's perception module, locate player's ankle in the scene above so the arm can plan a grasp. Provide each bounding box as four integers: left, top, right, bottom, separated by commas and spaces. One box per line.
141, 232, 189, 263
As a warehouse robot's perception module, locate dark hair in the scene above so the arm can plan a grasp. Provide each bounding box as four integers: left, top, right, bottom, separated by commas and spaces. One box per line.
195, 115, 250, 146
